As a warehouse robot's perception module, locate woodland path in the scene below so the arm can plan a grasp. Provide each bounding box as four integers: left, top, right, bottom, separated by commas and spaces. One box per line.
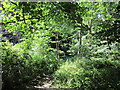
33, 75, 53, 89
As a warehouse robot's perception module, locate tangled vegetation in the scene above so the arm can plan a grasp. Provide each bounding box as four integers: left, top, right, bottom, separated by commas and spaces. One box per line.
0, 1, 120, 89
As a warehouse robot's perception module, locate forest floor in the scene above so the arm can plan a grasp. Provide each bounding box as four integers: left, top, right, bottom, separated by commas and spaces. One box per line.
33, 75, 53, 89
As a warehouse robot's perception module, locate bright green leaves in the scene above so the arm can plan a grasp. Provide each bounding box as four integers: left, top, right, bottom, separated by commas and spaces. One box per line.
1, 2, 120, 89
53, 57, 120, 88
79, 2, 118, 32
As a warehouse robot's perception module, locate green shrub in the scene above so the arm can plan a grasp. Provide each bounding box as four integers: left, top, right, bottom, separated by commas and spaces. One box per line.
1, 41, 61, 89
29, 39, 62, 76
1, 43, 35, 89
53, 57, 120, 89
30, 51, 61, 76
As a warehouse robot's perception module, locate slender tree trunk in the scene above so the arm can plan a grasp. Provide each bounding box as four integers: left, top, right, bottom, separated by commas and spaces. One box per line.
78, 25, 82, 55
56, 32, 59, 59
78, 30, 81, 55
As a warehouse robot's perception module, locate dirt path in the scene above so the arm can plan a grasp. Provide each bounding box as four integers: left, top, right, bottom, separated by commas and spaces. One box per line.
33, 75, 53, 89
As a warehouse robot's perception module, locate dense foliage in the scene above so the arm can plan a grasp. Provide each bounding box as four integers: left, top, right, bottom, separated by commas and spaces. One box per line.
0, 1, 120, 89
53, 58, 120, 89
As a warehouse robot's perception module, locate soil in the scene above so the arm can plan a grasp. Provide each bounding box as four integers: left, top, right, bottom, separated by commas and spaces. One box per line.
33, 75, 53, 89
